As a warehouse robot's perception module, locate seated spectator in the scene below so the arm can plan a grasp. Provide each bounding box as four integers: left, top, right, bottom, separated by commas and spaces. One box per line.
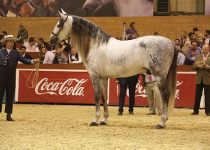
204, 30, 210, 44
185, 41, 201, 65
16, 25, 28, 43
174, 39, 185, 65
41, 44, 55, 64
18, 45, 32, 60
37, 37, 48, 49
53, 44, 69, 64
24, 37, 39, 52
196, 36, 204, 49
69, 47, 82, 64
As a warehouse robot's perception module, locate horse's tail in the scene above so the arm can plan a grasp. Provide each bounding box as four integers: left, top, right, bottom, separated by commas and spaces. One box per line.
167, 45, 178, 113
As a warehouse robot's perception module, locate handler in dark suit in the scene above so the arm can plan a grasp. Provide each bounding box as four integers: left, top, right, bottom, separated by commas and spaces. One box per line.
191, 44, 210, 116
0, 35, 38, 121
118, 74, 139, 115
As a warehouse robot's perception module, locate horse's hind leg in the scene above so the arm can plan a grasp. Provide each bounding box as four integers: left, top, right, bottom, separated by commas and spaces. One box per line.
99, 77, 109, 125
90, 75, 101, 126
156, 82, 170, 129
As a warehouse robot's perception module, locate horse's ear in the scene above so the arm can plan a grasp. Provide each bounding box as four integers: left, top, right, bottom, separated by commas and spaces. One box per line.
61, 8, 67, 15
58, 10, 66, 19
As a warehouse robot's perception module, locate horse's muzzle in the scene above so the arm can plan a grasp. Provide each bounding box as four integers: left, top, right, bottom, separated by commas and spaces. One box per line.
50, 35, 59, 44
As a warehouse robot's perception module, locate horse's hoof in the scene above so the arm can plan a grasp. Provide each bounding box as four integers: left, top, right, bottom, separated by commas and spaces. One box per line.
90, 122, 98, 126
99, 121, 107, 125
155, 124, 165, 129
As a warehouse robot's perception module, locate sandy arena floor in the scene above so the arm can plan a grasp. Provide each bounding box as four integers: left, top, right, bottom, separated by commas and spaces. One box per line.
0, 104, 210, 150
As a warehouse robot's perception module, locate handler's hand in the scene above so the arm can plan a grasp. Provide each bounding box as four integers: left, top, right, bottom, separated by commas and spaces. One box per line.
33, 58, 40, 64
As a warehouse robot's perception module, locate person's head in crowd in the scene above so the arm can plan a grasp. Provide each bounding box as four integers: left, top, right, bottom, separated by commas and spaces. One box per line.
71, 47, 78, 56
191, 41, 198, 50
28, 37, 37, 46
1, 35, 17, 50
37, 37, 45, 46
19, 25, 26, 31
2, 31, 7, 36
192, 27, 199, 34
154, 32, 159, 36
196, 36, 204, 45
129, 22, 135, 29
190, 33, 197, 42
60, 40, 67, 46
204, 30, 210, 38
174, 38, 181, 47
201, 44, 209, 56
55, 44, 63, 54
64, 44, 71, 53
19, 45, 27, 55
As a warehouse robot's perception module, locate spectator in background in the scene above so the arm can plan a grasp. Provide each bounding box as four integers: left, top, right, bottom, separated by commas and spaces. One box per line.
191, 44, 210, 116
125, 22, 139, 40
118, 22, 139, 115
42, 44, 55, 64
16, 25, 28, 43
143, 71, 162, 115
196, 36, 204, 49
175, 39, 185, 65
154, 32, 159, 36
185, 41, 201, 65
24, 37, 39, 52
37, 37, 48, 49
204, 30, 210, 45
53, 44, 69, 64
2, 31, 7, 37
18, 46, 32, 60
182, 32, 194, 56
69, 47, 82, 64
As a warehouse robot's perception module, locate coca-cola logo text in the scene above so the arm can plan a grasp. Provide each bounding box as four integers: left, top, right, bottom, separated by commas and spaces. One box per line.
34, 78, 88, 96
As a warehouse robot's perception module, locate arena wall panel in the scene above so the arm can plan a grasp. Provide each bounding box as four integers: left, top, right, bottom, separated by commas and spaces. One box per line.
0, 16, 210, 41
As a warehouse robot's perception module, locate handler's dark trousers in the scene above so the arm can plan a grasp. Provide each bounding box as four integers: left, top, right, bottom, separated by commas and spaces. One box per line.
0, 67, 16, 114
118, 75, 138, 113
193, 80, 210, 114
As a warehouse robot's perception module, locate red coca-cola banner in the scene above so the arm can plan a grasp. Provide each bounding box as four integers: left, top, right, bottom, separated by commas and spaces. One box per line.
16, 69, 94, 104
16, 70, 196, 108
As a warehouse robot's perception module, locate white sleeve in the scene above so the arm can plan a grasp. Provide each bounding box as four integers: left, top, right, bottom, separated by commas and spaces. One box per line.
72, 55, 82, 64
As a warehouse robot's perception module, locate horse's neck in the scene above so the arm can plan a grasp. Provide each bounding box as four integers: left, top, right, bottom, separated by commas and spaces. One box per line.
112, 0, 153, 16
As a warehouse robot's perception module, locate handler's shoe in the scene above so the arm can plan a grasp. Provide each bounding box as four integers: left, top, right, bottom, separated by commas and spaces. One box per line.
129, 111, 134, 115
118, 112, 123, 116
6, 114, 14, 121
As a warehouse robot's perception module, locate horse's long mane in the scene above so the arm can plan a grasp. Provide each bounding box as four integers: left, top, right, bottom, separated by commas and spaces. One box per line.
71, 16, 111, 61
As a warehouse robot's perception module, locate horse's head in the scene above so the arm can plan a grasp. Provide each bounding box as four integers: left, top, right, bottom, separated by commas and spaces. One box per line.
50, 9, 73, 44
82, 0, 112, 15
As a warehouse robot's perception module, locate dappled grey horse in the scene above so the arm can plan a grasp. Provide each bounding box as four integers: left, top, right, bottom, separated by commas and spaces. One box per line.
50, 10, 178, 129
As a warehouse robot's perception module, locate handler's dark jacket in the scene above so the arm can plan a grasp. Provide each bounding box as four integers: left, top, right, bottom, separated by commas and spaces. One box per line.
193, 54, 210, 85
0, 48, 32, 114
0, 48, 32, 67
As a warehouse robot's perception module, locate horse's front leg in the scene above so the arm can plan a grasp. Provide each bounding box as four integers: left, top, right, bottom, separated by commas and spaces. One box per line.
99, 78, 109, 125
90, 75, 101, 126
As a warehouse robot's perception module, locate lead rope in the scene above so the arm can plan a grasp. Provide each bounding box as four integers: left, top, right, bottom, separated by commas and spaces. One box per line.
26, 60, 40, 88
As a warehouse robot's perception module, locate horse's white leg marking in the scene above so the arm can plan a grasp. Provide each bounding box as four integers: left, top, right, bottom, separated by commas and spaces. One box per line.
90, 75, 101, 126
100, 77, 109, 125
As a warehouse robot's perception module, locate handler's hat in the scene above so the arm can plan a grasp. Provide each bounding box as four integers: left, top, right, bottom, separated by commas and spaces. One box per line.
1, 35, 17, 42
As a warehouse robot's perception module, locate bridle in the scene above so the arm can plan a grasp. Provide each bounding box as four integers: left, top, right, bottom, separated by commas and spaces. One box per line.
51, 15, 68, 38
